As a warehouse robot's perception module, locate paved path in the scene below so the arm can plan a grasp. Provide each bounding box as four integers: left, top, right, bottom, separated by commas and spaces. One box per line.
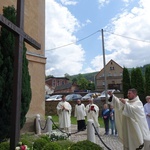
69, 125, 123, 150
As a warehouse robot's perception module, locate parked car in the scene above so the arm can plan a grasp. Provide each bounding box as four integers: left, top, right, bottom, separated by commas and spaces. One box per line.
45, 94, 51, 100
65, 94, 82, 101
81, 92, 100, 100
98, 89, 120, 100
46, 94, 62, 101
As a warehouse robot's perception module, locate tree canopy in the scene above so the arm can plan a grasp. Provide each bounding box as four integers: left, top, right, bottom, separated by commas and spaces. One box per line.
0, 6, 31, 141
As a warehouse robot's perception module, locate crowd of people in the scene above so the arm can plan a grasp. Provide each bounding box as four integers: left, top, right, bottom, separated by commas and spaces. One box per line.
56, 89, 150, 150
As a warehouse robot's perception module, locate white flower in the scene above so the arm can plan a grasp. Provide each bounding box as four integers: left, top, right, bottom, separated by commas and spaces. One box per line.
15, 147, 20, 150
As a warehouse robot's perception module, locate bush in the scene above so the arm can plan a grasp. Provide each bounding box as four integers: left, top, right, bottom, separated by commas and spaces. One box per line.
0, 142, 10, 150
70, 140, 103, 150
20, 138, 33, 149
43, 142, 61, 150
33, 138, 49, 150
50, 133, 68, 141
56, 140, 74, 150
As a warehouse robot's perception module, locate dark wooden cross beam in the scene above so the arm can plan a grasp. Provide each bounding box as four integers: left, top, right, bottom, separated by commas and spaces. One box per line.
0, 1, 41, 149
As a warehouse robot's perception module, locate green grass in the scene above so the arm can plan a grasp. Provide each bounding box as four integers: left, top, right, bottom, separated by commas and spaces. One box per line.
50, 115, 104, 128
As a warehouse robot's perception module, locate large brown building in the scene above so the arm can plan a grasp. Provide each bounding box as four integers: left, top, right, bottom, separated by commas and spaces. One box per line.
46, 77, 69, 93
95, 59, 123, 92
0, 0, 46, 131
46, 77, 80, 94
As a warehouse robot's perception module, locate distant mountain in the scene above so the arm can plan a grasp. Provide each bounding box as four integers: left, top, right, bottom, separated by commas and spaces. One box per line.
46, 64, 150, 81
68, 64, 150, 82
68, 71, 99, 82
127, 64, 150, 75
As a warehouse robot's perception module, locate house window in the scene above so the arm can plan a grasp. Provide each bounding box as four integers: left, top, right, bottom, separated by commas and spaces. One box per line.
62, 81, 64, 85
108, 73, 112, 76
53, 80, 55, 86
110, 66, 114, 70
102, 81, 105, 86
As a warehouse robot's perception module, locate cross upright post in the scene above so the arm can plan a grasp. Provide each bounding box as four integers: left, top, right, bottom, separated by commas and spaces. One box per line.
10, 0, 25, 149
0, 0, 41, 149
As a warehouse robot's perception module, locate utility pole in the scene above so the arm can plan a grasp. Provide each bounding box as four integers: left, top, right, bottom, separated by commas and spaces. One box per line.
101, 29, 108, 103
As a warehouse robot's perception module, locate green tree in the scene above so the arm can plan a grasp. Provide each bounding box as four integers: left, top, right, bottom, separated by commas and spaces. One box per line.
135, 68, 145, 103
130, 68, 136, 88
72, 77, 77, 84
88, 82, 95, 91
122, 67, 131, 98
0, 6, 31, 141
76, 74, 88, 90
145, 66, 150, 98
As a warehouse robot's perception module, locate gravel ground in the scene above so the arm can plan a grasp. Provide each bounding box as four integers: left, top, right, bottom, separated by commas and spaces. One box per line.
69, 124, 123, 150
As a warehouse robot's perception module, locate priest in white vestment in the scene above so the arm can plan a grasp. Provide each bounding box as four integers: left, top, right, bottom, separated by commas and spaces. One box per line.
144, 96, 150, 130
74, 99, 86, 131
56, 95, 72, 132
108, 88, 150, 150
85, 97, 100, 134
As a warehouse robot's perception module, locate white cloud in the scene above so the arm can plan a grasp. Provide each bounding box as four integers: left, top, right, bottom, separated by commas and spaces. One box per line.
60, 0, 78, 6
81, 19, 92, 27
45, 0, 85, 77
45, 0, 150, 77
92, 0, 150, 71
98, 0, 110, 8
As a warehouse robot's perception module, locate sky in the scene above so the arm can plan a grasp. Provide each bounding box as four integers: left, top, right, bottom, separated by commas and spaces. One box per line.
45, 0, 150, 77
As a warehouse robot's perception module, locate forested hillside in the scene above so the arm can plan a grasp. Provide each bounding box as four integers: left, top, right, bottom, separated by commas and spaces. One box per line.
68, 71, 98, 82
46, 64, 150, 81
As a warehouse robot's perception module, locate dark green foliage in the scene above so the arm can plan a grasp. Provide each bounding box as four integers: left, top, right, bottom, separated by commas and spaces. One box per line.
135, 68, 145, 103
0, 142, 10, 150
0, 6, 31, 141
130, 68, 137, 88
56, 140, 74, 150
68, 72, 98, 83
20, 138, 33, 149
33, 138, 49, 150
70, 140, 103, 150
43, 142, 61, 150
88, 82, 95, 90
20, 42, 32, 127
0, 6, 16, 141
131, 68, 145, 102
40, 135, 51, 141
145, 66, 150, 99
122, 67, 131, 98
77, 74, 89, 90
72, 77, 77, 84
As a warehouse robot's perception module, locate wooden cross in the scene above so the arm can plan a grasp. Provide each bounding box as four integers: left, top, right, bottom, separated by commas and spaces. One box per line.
0, 0, 41, 149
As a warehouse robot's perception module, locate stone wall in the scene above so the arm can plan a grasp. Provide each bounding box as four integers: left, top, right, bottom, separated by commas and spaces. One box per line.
45, 92, 124, 117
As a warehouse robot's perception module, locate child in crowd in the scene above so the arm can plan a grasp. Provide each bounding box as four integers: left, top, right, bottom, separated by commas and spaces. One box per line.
109, 104, 117, 135
102, 103, 110, 135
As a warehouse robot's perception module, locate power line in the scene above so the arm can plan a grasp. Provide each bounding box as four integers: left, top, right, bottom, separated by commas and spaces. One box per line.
46, 29, 150, 51
46, 30, 100, 51
105, 30, 150, 44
